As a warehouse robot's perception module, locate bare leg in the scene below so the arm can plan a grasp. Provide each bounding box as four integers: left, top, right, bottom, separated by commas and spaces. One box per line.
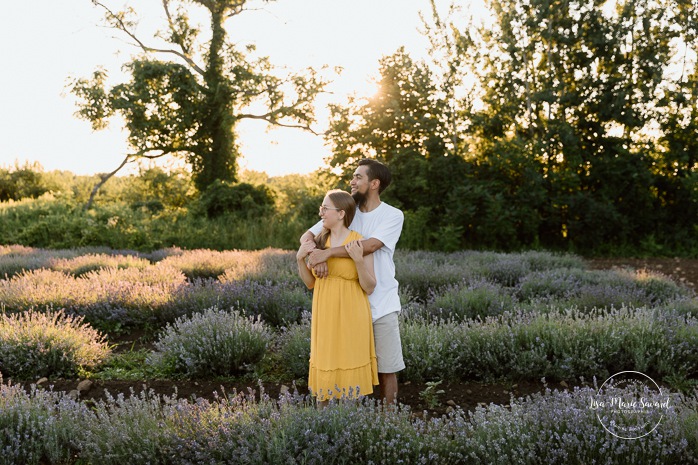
317, 399, 329, 410
378, 372, 398, 407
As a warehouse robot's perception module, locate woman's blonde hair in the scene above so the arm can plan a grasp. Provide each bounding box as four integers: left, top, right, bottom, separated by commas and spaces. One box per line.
315, 189, 356, 249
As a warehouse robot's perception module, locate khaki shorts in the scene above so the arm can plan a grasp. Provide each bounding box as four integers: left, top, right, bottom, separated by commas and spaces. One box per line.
373, 312, 405, 374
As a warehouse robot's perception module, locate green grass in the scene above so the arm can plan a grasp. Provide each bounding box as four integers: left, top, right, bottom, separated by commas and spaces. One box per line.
94, 348, 160, 381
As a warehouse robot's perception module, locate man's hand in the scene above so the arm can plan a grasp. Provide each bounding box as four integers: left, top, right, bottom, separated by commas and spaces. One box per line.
308, 248, 331, 268
308, 248, 331, 278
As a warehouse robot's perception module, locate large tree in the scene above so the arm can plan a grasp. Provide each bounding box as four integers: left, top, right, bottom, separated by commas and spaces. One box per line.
462, 0, 692, 250
71, 0, 328, 206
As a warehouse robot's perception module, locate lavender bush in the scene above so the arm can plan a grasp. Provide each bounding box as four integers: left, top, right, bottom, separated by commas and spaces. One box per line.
401, 307, 698, 383
147, 307, 272, 377
394, 250, 476, 300
1, 246, 690, 330
0, 246, 142, 278
395, 250, 586, 301
2, 380, 695, 464
276, 315, 311, 379
0, 372, 698, 465
127, 387, 698, 464
0, 310, 111, 379
49, 253, 150, 276
0, 269, 91, 312
517, 268, 687, 309
399, 317, 466, 382
0, 247, 71, 278
427, 278, 517, 321
162, 279, 311, 327
0, 245, 696, 463
516, 268, 602, 302
86, 263, 186, 288
462, 385, 692, 464
658, 297, 698, 317
75, 389, 184, 465
158, 249, 261, 280
0, 380, 88, 465
216, 279, 311, 327
156, 248, 294, 282
140, 246, 186, 263
223, 248, 298, 284
0, 266, 187, 328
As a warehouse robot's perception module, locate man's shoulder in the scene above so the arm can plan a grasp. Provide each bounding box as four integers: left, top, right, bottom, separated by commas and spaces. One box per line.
381, 202, 405, 219
378, 201, 404, 219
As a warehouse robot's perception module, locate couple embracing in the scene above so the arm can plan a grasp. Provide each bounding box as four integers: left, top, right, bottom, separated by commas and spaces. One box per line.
296, 159, 404, 407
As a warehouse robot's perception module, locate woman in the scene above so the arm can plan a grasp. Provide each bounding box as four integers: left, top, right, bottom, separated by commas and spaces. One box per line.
296, 189, 378, 406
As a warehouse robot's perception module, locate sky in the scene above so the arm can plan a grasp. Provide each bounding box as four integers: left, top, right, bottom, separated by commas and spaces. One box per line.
0, 0, 485, 178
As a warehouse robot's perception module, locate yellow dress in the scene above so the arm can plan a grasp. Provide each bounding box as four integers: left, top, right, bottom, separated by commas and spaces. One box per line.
308, 230, 379, 400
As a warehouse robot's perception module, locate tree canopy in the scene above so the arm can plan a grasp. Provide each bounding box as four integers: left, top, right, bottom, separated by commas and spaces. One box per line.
71, 0, 328, 199
324, 0, 698, 254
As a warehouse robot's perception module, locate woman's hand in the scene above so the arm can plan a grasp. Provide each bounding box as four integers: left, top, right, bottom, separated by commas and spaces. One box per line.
345, 240, 364, 263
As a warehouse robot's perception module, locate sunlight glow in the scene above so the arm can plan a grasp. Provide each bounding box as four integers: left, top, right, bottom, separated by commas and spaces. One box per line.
0, 1, 488, 177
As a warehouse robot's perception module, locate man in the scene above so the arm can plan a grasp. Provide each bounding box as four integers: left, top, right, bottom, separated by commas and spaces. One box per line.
300, 158, 405, 406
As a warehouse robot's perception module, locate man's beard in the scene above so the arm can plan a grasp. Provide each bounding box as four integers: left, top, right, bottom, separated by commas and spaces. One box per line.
352, 190, 367, 208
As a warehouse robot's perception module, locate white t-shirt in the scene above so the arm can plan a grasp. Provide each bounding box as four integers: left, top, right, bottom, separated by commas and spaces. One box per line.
309, 201, 404, 321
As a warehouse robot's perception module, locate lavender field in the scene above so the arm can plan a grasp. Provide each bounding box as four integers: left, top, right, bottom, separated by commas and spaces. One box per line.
1, 245, 698, 464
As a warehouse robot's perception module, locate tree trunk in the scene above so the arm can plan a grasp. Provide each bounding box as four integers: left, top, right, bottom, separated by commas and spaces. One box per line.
194, 3, 237, 191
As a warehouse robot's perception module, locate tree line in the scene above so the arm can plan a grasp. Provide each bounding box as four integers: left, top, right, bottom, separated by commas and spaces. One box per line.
6, 0, 695, 256
324, 0, 697, 254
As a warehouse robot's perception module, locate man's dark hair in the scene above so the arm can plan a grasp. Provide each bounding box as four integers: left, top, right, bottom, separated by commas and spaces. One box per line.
358, 159, 392, 194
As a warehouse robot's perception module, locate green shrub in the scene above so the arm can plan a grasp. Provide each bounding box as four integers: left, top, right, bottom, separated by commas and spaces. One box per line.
148, 307, 272, 377
195, 180, 276, 219
0, 162, 51, 202
0, 309, 111, 379
277, 316, 311, 379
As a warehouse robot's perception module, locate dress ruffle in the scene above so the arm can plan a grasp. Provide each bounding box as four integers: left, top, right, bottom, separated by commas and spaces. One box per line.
309, 358, 379, 400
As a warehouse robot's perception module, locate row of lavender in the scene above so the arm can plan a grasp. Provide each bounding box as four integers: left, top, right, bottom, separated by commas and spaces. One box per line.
2, 246, 698, 464
1, 245, 697, 384
1, 245, 694, 328
3, 302, 698, 390
1, 377, 697, 465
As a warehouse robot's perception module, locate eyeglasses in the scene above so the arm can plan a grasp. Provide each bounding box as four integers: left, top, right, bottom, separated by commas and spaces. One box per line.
319, 205, 341, 214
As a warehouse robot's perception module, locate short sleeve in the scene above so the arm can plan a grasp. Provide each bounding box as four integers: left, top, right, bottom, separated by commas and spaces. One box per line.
369, 208, 404, 253
308, 220, 323, 236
